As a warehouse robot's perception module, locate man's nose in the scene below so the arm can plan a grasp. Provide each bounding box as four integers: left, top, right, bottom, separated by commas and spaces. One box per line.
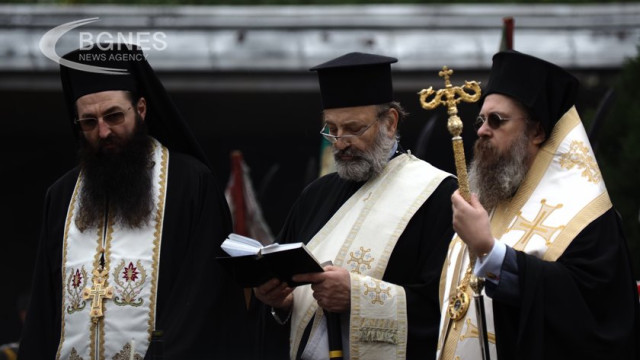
333, 137, 349, 151
98, 119, 112, 138
477, 120, 491, 137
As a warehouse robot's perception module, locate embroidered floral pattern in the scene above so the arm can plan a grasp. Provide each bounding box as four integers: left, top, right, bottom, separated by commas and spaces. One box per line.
66, 266, 88, 314
112, 342, 144, 360
112, 260, 146, 307
363, 277, 392, 305
348, 247, 374, 274
558, 140, 601, 183
123, 262, 140, 282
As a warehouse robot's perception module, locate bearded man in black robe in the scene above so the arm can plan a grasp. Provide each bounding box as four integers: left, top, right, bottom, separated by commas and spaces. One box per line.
438, 50, 640, 360
254, 52, 457, 360
18, 44, 249, 360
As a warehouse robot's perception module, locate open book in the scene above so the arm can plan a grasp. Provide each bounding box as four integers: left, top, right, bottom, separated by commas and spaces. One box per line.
216, 233, 324, 288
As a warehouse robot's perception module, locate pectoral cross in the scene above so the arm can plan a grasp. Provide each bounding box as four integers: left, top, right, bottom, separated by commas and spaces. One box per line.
510, 199, 564, 249
83, 268, 114, 323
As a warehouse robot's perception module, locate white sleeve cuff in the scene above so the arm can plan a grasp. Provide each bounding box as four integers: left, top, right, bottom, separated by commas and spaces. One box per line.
473, 240, 507, 284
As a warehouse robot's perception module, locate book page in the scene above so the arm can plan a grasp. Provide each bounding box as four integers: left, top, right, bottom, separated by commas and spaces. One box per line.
221, 233, 263, 257
260, 242, 303, 255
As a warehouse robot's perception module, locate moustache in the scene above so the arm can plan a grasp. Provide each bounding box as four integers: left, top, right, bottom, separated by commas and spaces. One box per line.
333, 147, 363, 161
95, 135, 124, 154
333, 146, 361, 156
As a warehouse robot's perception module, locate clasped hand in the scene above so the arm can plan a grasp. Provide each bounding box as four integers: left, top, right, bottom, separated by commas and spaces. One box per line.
253, 265, 351, 313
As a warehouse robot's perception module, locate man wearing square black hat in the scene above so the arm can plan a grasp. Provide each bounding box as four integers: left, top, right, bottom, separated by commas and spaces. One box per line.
437, 50, 640, 359
18, 44, 249, 360
254, 52, 457, 359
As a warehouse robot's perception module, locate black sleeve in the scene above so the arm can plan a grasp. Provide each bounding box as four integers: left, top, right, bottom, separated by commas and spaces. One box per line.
493, 208, 640, 360
18, 174, 74, 360
148, 154, 250, 360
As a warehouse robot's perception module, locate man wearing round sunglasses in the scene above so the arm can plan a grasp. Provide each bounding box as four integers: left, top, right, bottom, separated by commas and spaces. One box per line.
19, 44, 249, 360
438, 50, 639, 360
254, 52, 457, 360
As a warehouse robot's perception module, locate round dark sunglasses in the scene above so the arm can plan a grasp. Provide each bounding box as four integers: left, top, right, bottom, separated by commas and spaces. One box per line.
473, 113, 512, 132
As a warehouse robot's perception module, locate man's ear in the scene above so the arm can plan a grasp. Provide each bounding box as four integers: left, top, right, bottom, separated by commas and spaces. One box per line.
386, 108, 399, 137
137, 97, 147, 121
531, 121, 546, 146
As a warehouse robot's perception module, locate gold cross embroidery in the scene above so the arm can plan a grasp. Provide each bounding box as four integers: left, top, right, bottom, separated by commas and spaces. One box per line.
459, 318, 496, 343
348, 247, 374, 274
82, 268, 114, 323
509, 199, 564, 249
363, 278, 392, 305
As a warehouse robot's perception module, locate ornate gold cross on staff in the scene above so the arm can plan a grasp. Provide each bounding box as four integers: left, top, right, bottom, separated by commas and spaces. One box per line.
418, 66, 481, 202
418, 66, 491, 360
83, 268, 114, 324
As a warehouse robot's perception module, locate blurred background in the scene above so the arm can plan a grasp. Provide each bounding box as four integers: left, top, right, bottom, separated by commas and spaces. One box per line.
1, 0, 639, 346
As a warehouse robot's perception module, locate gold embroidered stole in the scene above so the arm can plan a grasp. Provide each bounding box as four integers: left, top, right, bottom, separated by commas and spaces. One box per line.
437, 107, 612, 360
57, 138, 169, 360
291, 154, 451, 360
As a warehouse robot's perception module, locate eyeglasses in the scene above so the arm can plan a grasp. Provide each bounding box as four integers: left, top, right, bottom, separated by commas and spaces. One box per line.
473, 112, 514, 132
319, 120, 377, 144
74, 106, 132, 132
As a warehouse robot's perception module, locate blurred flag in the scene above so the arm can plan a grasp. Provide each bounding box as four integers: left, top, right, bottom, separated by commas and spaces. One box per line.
499, 17, 514, 51
225, 151, 275, 308
225, 151, 274, 245
319, 137, 335, 177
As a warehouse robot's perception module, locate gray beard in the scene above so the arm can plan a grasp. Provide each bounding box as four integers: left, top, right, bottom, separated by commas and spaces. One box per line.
333, 125, 396, 182
468, 131, 532, 211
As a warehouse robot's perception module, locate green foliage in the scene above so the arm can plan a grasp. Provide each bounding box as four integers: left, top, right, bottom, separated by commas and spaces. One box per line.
597, 44, 640, 279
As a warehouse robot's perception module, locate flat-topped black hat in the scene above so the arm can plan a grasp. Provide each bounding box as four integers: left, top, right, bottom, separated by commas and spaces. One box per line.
60, 44, 210, 169
310, 52, 398, 109
483, 50, 579, 136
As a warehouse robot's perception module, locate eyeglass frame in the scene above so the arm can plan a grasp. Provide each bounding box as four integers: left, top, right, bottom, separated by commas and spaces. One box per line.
473, 112, 524, 132
74, 106, 133, 132
319, 108, 390, 144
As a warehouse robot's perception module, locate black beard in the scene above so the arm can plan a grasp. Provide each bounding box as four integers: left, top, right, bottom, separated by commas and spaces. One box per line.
468, 131, 531, 211
75, 116, 154, 231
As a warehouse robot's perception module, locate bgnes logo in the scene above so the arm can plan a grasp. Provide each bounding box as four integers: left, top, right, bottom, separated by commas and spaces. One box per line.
39, 17, 167, 75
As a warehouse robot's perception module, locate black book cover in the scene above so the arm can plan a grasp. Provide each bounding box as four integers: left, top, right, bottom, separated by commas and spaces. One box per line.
217, 244, 324, 288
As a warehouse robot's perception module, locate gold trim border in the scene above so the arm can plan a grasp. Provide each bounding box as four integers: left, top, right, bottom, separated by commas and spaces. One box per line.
147, 142, 169, 341
56, 175, 82, 360
543, 192, 611, 261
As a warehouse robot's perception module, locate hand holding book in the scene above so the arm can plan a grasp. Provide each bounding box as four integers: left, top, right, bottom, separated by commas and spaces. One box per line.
217, 233, 325, 288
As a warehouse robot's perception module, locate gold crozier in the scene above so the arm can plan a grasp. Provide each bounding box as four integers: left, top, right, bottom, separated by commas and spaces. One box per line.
419, 66, 482, 329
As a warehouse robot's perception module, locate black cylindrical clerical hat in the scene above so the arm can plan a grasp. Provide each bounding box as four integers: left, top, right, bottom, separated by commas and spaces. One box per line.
61, 45, 141, 103
59, 44, 210, 170
484, 50, 579, 136
310, 52, 398, 109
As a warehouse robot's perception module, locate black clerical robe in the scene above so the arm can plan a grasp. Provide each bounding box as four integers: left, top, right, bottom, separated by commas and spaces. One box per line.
19, 152, 251, 360
259, 162, 457, 360
492, 208, 640, 360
